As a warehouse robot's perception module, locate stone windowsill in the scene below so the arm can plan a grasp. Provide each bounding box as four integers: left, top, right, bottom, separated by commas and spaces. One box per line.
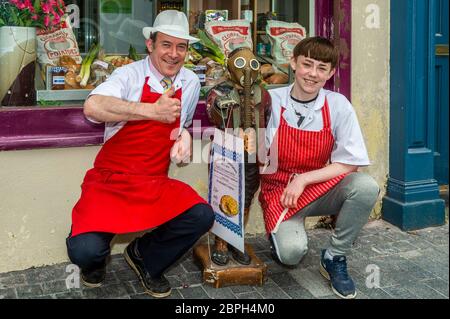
0, 101, 211, 151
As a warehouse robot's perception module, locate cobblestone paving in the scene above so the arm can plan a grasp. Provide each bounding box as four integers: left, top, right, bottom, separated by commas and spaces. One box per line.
1, 220, 448, 299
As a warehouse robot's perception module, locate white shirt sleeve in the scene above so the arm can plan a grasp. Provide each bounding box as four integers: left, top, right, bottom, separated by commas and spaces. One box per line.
265, 87, 286, 149
84, 66, 132, 124
88, 66, 131, 100
180, 70, 201, 129
329, 94, 371, 166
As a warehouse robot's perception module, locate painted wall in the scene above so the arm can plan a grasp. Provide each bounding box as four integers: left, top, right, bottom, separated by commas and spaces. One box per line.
0, 143, 266, 273
0, 147, 99, 273
351, 0, 390, 218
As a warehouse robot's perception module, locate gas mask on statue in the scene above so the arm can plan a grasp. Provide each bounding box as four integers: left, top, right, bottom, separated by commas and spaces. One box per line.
206, 47, 263, 130
205, 47, 268, 269
227, 47, 260, 88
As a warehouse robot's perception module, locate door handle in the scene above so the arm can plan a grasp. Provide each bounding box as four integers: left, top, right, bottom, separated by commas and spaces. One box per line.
436, 44, 449, 56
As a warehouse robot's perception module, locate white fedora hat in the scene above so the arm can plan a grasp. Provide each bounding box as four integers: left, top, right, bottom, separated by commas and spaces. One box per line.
143, 10, 199, 44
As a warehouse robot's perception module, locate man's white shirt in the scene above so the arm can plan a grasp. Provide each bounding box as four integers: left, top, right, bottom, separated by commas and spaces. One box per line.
87, 56, 201, 142
267, 85, 371, 166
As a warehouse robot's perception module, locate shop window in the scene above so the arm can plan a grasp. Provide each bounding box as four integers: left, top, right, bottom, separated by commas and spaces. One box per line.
0, 0, 350, 151
2, 0, 316, 107
66, 0, 154, 54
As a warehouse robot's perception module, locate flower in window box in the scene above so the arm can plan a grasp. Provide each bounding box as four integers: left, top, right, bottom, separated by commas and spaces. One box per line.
0, 1, 69, 106
0, 0, 67, 30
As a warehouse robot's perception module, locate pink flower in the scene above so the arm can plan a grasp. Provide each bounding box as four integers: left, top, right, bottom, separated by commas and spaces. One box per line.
16, 1, 26, 10
44, 15, 50, 27
52, 15, 60, 26
49, 5, 60, 20
7, 0, 68, 30
47, 0, 57, 9
22, 0, 34, 12
41, 3, 51, 13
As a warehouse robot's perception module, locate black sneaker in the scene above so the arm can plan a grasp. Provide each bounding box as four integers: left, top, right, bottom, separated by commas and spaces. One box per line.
124, 238, 171, 298
81, 267, 105, 288
319, 249, 357, 299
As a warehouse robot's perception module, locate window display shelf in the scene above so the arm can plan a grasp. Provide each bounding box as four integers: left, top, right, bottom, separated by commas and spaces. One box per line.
36, 89, 92, 102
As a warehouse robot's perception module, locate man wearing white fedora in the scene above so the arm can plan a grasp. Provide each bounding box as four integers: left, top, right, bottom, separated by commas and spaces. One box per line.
67, 10, 214, 298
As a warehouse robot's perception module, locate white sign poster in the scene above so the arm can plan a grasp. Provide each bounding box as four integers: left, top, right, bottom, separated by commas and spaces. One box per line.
208, 128, 245, 253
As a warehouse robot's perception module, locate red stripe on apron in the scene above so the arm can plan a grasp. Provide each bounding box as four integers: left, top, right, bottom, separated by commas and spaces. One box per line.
259, 98, 347, 234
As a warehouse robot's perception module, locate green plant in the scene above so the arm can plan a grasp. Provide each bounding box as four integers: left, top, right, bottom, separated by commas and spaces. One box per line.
79, 43, 100, 87
38, 99, 62, 106
196, 29, 225, 65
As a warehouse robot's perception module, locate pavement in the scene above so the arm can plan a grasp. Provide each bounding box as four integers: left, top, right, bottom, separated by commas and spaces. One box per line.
0, 217, 448, 300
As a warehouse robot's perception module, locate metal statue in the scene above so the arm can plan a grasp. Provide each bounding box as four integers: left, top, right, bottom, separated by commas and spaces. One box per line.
206, 47, 271, 266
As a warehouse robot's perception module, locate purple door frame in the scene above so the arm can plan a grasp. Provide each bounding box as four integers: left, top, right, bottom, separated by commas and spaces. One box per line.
316, 0, 352, 100
0, 0, 352, 151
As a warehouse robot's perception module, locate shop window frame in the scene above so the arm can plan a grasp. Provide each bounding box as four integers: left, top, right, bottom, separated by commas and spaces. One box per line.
0, 0, 350, 152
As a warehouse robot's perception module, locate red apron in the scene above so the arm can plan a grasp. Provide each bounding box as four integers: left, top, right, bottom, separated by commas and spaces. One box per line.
259, 98, 348, 234
71, 77, 206, 237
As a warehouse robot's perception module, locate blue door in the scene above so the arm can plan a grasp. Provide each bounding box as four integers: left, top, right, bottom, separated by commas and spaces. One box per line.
433, 0, 449, 185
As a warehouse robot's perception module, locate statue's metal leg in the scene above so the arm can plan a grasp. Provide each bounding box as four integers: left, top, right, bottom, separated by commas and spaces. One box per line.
229, 208, 252, 265
210, 157, 260, 267
211, 236, 230, 266
211, 208, 253, 266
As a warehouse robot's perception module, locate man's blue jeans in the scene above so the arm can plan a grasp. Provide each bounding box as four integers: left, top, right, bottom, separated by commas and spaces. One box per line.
66, 203, 214, 278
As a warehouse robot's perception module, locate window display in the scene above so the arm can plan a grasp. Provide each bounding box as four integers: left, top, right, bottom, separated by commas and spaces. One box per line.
1, 0, 315, 106
1, 0, 353, 156
158, 0, 183, 12
266, 20, 306, 65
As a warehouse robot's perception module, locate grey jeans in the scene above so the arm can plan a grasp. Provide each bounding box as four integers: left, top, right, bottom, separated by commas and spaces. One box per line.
271, 172, 379, 266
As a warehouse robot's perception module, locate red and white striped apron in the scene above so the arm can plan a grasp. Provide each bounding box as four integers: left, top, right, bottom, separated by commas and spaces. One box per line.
259, 98, 348, 234
70, 77, 206, 237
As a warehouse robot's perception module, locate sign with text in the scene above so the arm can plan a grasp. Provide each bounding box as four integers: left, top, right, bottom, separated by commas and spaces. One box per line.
208, 129, 245, 253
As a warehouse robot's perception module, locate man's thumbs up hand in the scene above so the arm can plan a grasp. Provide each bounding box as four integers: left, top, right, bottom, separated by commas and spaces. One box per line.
152, 87, 181, 123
